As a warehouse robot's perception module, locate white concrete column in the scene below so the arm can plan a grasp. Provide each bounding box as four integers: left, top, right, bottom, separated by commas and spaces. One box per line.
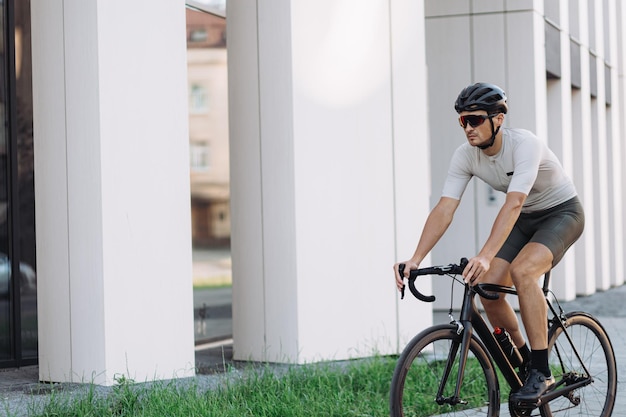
32, 0, 195, 385
389, 0, 434, 348
607, 0, 625, 287
571, 0, 597, 295
424, 2, 479, 311
470, 2, 509, 283
609, 0, 626, 285
425, 2, 557, 306
224, 1, 267, 361
545, 0, 577, 301
228, 0, 432, 363
505, 4, 548, 141
590, 0, 611, 290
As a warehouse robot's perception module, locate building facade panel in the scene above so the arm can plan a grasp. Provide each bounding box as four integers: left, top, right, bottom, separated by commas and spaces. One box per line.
31, 0, 195, 384
425, 0, 625, 304
3, 0, 625, 378
389, 0, 435, 348
31, 0, 74, 377
229, 0, 432, 363
226, 0, 272, 362
424, 11, 479, 309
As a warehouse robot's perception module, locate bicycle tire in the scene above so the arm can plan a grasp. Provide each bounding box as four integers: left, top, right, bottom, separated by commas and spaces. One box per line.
390, 324, 500, 417
539, 312, 617, 417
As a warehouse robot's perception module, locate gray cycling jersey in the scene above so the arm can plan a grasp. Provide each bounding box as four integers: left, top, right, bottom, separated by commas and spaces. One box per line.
441, 128, 577, 213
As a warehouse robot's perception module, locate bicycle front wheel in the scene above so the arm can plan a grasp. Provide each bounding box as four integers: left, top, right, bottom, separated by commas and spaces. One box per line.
390, 324, 500, 417
541, 312, 617, 417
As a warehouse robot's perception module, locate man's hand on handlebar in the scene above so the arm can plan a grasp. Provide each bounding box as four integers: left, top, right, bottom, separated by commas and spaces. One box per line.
393, 257, 500, 302
394, 260, 419, 291
462, 256, 491, 285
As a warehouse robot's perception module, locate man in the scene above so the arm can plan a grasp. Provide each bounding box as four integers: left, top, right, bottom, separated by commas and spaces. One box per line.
393, 82, 584, 403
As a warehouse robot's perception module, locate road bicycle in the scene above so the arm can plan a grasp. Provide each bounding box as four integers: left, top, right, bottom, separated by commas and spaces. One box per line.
390, 258, 617, 417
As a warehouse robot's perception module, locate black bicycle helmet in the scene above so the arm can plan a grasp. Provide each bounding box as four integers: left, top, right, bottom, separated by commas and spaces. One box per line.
454, 82, 508, 114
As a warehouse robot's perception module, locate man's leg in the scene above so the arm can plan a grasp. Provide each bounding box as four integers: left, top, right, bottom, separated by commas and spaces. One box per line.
480, 258, 527, 349
509, 242, 553, 351
509, 242, 555, 402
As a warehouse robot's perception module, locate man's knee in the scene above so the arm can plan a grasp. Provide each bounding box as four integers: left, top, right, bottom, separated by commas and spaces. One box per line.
509, 263, 530, 286
510, 262, 546, 288
509, 243, 553, 286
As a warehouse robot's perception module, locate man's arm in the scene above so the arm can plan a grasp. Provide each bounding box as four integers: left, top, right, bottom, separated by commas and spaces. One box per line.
394, 197, 460, 289
463, 191, 526, 283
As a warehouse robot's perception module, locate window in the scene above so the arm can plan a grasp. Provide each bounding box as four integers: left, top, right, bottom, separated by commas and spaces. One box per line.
190, 84, 209, 113
190, 142, 210, 171
189, 28, 208, 43
1, 0, 37, 368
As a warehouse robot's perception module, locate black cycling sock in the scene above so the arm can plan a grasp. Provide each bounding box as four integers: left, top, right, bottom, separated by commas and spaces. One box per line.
519, 343, 531, 364
531, 349, 551, 376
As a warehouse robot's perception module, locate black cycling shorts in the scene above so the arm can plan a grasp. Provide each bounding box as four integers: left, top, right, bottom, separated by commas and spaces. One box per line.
496, 196, 585, 266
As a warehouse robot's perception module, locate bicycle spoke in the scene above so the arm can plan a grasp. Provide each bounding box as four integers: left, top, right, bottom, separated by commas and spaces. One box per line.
539, 314, 616, 417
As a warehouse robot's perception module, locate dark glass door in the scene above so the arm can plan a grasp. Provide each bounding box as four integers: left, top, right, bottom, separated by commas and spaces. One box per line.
0, 0, 37, 368
0, 0, 12, 363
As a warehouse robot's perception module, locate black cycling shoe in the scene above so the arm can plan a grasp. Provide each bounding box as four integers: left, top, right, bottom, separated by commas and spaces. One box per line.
510, 369, 555, 407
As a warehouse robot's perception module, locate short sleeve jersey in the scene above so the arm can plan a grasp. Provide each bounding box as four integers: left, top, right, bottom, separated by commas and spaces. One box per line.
441, 128, 577, 213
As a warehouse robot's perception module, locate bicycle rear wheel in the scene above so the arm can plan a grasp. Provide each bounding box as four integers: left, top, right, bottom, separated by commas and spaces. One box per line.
390, 324, 500, 417
540, 312, 617, 417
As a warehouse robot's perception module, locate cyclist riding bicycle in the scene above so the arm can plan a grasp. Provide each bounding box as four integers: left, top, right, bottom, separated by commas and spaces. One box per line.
393, 82, 585, 403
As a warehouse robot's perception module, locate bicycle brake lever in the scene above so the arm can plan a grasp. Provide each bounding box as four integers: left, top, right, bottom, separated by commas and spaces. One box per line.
398, 264, 406, 299
398, 263, 436, 302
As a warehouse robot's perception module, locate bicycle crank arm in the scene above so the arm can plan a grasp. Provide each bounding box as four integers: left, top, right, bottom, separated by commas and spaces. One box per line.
513, 376, 592, 410
540, 377, 592, 404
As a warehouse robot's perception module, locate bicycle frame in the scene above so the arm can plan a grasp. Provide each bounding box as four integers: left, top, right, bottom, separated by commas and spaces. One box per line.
439, 282, 523, 405
439, 272, 594, 407
395, 259, 613, 415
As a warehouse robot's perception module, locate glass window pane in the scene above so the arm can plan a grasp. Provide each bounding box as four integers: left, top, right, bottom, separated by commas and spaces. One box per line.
16, 0, 37, 360
0, 0, 37, 366
186, 7, 232, 345
0, 0, 10, 362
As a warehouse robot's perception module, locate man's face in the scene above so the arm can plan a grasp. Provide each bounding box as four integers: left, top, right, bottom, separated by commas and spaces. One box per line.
458, 110, 501, 148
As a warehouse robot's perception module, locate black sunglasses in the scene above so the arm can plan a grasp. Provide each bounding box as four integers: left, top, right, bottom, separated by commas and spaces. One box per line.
458, 113, 498, 128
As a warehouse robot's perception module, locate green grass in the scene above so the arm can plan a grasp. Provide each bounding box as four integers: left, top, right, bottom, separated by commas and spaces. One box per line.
398, 357, 498, 416
192, 282, 232, 290
21, 355, 502, 417
26, 356, 398, 417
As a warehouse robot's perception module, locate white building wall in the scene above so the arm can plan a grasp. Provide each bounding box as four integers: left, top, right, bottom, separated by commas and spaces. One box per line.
424, 0, 625, 301
28, 0, 626, 381
425, 2, 555, 308
571, 0, 601, 295
614, 1, 626, 287
388, 1, 436, 349
32, 0, 195, 385
424, 2, 480, 310
228, 0, 432, 363
545, 0, 576, 301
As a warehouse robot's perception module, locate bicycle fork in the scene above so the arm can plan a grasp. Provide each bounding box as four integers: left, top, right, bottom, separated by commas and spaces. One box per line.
435, 320, 471, 406
433, 284, 526, 407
